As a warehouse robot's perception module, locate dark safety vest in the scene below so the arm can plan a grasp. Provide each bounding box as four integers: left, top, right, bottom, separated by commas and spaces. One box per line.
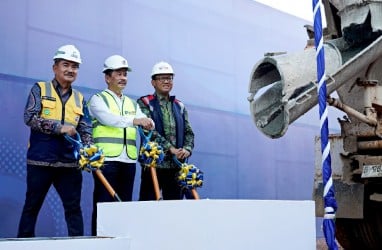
92, 91, 137, 159
140, 94, 185, 148
27, 81, 84, 164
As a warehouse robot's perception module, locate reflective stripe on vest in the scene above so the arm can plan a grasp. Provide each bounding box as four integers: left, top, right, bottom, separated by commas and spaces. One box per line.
38, 81, 83, 126
92, 91, 137, 159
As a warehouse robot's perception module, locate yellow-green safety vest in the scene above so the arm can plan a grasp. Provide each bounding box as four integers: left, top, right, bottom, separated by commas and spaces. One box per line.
92, 91, 137, 159
38, 81, 84, 126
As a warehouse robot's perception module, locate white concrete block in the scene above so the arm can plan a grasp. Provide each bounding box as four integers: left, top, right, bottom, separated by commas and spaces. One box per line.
0, 236, 131, 250
97, 199, 316, 250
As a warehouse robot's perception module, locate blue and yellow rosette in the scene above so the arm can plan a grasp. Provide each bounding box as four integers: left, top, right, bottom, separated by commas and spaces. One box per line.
174, 157, 203, 199
64, 133, 104, 172
65, 133, 122, 201
138, 127, 164, 168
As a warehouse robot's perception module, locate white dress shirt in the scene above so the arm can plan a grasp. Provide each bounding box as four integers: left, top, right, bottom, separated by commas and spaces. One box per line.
88, 89, 149, 163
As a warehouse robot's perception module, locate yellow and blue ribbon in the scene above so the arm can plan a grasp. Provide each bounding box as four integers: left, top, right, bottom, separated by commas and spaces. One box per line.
138, 126, 164, 168
173, 157, 203, 190
64, 133, 104, 172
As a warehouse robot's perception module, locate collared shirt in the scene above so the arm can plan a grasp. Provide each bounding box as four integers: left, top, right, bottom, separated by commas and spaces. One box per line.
137, 92, 194, 168
24, 79, 93, 144
88, 89, 149, 163
159, 94, 177, 147
24, 79, 94, 166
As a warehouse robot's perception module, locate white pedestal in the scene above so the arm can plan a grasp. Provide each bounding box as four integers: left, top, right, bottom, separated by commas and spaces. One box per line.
0, 236, 131, 250
97, 199, 316, 250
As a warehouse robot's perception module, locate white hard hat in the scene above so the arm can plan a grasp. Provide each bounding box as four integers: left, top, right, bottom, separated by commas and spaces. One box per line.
53, 45, 82, 64
103, 55, 132, 73
151, 61, 174, 77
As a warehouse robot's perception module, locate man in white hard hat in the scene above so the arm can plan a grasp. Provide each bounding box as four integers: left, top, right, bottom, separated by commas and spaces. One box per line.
137, 61, 195, 200
87, 54, 154, 236
18, 44, 93, 237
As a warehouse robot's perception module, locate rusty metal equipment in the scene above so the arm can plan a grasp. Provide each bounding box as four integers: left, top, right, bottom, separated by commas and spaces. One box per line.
248, 1, 382, 249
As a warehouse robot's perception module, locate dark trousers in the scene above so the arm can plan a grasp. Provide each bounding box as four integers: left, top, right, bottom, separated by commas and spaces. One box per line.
91, 161, 136, 236
139, 167, 187, 201
17, 164, 83, 237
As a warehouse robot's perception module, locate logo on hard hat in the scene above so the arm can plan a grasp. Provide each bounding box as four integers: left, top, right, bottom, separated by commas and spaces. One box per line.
71, 51, 79, 59
55, 50, 65, 56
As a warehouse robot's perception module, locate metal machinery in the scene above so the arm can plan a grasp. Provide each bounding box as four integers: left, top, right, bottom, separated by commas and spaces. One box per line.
247, 1, 382, 249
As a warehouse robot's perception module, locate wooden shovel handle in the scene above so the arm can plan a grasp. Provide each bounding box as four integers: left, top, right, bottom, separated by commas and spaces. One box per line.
191, 188, 200, 200
150, 167, 161, 200
95, 170, 122, 202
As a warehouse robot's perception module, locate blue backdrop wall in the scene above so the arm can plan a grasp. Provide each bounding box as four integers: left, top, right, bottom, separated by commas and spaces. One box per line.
0, 0, 327, 237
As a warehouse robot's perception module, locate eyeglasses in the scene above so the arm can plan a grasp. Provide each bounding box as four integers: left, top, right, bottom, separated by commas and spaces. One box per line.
155, 76, 173, 83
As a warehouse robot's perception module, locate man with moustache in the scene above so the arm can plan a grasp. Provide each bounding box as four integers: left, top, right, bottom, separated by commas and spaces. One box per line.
87, 55, 154, 235
18, 44, 93, 237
